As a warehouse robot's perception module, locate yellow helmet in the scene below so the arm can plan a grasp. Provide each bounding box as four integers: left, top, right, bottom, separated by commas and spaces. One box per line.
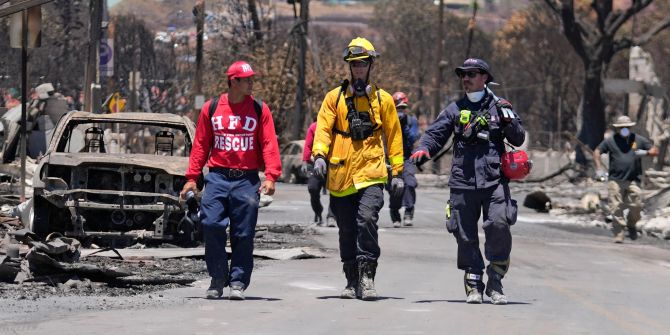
343, 37, 379, 62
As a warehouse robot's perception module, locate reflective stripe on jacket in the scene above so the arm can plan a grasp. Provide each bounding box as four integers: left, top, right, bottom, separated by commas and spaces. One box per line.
312, 85, 404, 197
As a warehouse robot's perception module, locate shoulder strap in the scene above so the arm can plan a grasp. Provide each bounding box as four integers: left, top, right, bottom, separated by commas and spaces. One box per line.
334, 79, 349, 110
208, 96, 219, 119
375, 88, 383, 130
211, 95, 262, 120
253, 98, 263, 120
207, 97, 220, 148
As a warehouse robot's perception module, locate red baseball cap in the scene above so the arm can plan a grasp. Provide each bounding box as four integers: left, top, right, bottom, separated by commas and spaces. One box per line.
226, 61, 256, 79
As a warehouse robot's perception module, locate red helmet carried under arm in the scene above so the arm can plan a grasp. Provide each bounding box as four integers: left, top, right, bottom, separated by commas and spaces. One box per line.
392, 91, 408, 108
501, 149, 532, 180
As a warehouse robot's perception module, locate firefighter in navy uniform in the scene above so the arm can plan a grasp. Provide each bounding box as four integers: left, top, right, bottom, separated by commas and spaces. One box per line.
312, 37, 405, 301
409, 58, 525, 305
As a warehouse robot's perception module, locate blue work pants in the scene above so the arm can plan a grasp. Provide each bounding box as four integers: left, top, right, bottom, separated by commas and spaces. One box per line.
307, 173, 334, 219
388, 162, 418, 213
200, 171, 260, 289
446, 183, 517, 276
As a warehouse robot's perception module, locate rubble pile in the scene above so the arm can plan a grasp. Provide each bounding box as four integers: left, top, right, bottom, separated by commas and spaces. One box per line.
637, 169, 670, 239
0, 205, 321, 299
513, 180, 606, 219
515, 168, 670, 240
0, 230, 201, 298
0, 157, 36, 202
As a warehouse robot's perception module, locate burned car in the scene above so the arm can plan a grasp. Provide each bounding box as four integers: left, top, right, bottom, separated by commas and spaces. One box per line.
31, 111, 199, 246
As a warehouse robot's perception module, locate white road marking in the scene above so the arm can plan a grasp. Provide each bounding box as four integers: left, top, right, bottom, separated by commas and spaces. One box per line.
287, 281, 338, 291
402, 308, 432, 312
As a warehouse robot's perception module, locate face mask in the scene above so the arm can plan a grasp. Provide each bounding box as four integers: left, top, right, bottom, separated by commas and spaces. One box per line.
353, 79, 367, 97
397, 111, 407, 124
619, 127, 630, 137
466, 90, 485, 102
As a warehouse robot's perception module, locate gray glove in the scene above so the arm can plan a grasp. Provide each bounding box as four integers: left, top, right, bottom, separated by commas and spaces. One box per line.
391, 177, 405, 198
300, 162, 310, 176
313, 157, 327, 179
634, 149, 648, 156
596, 170, 608, 182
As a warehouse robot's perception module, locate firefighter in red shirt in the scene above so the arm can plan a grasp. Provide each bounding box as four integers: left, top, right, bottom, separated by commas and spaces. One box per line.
301, 119, 336, 226
181, 61, 281, 300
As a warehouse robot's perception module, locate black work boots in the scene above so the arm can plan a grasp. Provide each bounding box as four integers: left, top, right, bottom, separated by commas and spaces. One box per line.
485, 269, 508, 305
340, 262, 358, 299
464, 273, 484, 304
464, 271, 508, 305
359, 261, 378, 301
341, 261, 378, 301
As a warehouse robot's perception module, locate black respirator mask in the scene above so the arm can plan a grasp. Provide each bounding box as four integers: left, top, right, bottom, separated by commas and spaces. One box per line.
352, 79, 368, 97
397, 111, 407, 127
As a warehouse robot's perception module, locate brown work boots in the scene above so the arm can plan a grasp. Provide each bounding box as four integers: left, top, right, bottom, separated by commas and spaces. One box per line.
613, 231, 625, 243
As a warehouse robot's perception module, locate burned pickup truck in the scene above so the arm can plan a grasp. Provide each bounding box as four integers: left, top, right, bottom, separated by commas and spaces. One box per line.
30, 111, 200, 246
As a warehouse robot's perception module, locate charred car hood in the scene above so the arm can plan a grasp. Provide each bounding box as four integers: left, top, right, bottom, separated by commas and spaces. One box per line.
44, 152, 189, 175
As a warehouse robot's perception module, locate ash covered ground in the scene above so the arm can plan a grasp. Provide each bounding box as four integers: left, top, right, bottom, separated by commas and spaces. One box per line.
0, 223, 322, 304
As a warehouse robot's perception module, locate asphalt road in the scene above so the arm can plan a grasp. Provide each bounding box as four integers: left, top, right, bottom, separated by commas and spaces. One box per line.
2, 183, 669, 335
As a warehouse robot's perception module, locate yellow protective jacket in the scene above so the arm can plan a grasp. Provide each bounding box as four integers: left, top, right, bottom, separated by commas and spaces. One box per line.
312, 84, 404, 197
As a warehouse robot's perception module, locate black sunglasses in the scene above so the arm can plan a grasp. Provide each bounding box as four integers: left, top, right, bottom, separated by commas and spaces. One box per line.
458, 71, 482, 78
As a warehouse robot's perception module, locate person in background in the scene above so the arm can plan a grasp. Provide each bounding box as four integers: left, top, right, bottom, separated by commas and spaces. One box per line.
301, 117, 336, 227
594, 115, 658, 243
387, 91, 420, 228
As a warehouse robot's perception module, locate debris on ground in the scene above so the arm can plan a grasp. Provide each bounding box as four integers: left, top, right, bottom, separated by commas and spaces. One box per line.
637, 169, 670, 239
514, 166, 670, 240
0, 202, 322, 299
523, 190, 552, 213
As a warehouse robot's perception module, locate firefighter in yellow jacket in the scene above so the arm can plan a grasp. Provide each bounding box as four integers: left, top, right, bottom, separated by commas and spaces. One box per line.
312, 37, 404, 301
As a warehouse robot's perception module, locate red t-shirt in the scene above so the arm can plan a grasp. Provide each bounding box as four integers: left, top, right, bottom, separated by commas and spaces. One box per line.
185, 94, 281, 182
302, 121, 317, 162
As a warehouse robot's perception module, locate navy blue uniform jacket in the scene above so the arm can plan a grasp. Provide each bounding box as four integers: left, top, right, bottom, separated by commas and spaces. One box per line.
416, 92, 525, 190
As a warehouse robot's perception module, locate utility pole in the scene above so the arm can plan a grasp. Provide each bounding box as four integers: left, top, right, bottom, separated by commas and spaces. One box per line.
84, 0, 103, 113
193, 1, 204, 95
293, 0, 309, 138
19, 9, 27, 202
465, 1, 479, 59
430, 0, 446, 174
247, 0, 262, 41
434, 0, 445, 121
